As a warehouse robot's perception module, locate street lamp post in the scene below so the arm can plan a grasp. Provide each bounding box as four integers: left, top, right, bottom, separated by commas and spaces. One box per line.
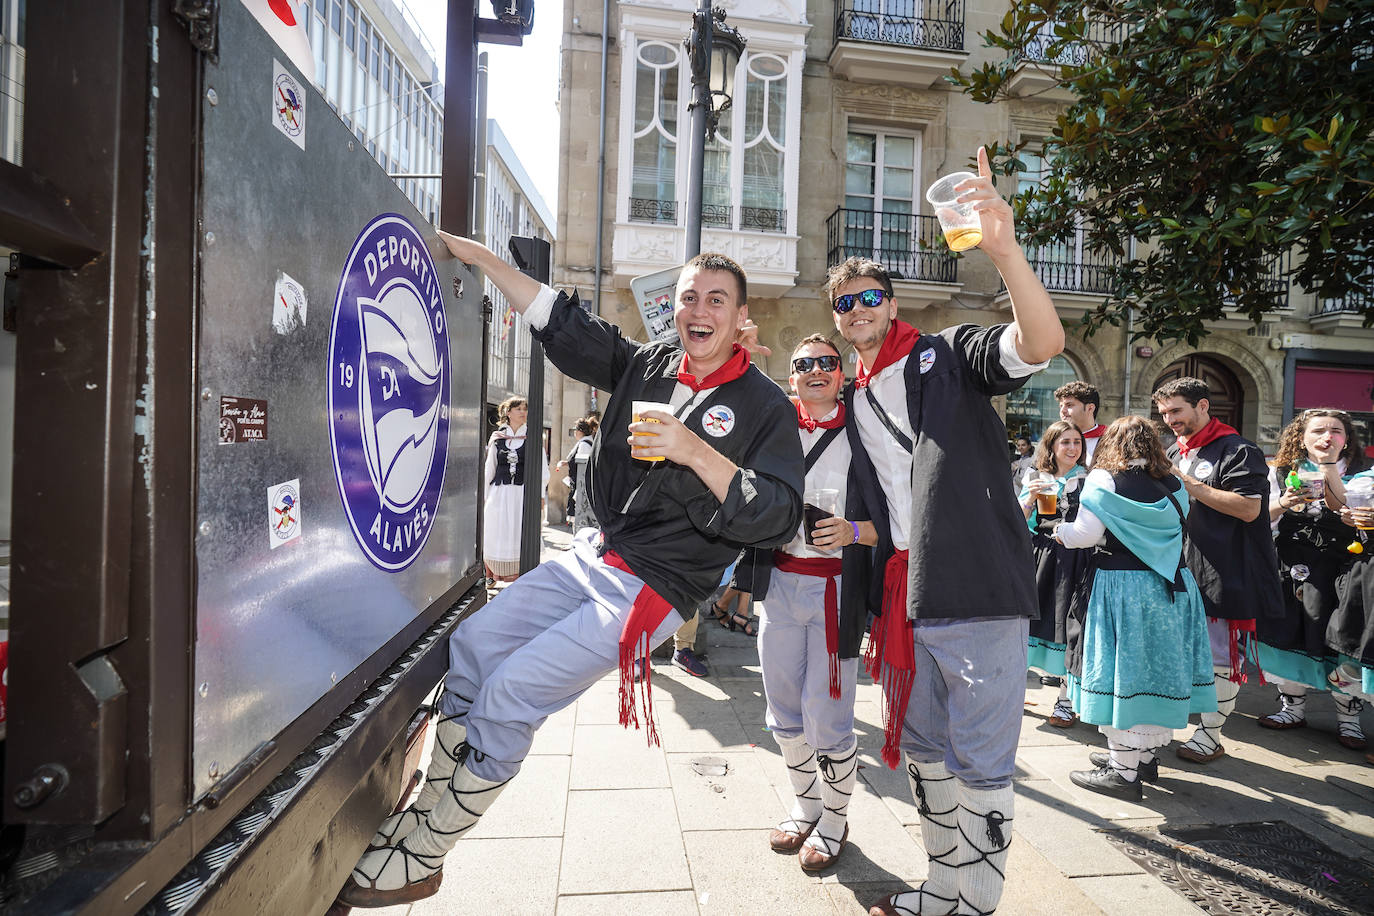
684, 2, 745, 259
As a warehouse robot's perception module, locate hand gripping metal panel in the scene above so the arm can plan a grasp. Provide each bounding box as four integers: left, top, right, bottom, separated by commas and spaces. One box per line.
193, 0, 481, 800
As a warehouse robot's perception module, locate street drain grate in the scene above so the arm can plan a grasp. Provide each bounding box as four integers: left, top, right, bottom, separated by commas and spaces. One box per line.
1098, 820, 1374, 915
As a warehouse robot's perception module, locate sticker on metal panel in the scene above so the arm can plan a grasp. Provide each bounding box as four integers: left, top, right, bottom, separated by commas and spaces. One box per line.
268, 478, 301, 549
328, 213, 450, 572
220, 396, 269, 444
701, 405, 735, 437
273, 271, 307, 333
272, 59, 306, 150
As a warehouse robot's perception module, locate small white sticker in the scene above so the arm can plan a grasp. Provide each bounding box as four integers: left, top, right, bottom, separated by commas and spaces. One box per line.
918, 349, 936, 374
1193, 460, 1214, 480
268, 478, 302, 549
701, 404, 736, 437
273, 271, 307, 333
272, 59, 306, 150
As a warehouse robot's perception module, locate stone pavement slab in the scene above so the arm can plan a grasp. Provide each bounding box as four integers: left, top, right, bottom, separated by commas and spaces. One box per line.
559, 788, 691, 895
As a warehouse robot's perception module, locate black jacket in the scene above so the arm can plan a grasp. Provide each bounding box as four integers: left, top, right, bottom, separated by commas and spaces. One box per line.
532, 292, 804, 617
1167, 433, 1283, 622
846, 324, 1037, 621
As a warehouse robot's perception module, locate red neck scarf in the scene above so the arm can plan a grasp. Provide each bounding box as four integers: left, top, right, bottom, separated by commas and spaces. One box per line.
797, 399, 846, 432
1081, 424, 1106, 440
862, 549, 913, 769
855, 320, 920, 389
1177, 416, 1239, 459
604, 551, 677, 747
773, 552, 845, 697
678, 345, 750, 392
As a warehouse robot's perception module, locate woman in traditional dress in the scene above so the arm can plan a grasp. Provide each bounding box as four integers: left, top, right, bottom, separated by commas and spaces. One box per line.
1331, 469, 1374, 765
1018, 420, 1090, 727
1053, 415, 1217, 800
555, 416, 598, 532
1255, 410, 1368, 749
483, 396, 548, 582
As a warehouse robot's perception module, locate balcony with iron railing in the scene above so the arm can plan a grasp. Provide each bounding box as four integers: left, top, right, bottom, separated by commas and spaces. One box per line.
1005, 19, 1124, 97
1205, 249, 1296, 330
615, 198, 798, 295
1310, 279, 1374, 334
992, 232, 1127, 315
829, 0, 968, 89
826, 208, 961, 307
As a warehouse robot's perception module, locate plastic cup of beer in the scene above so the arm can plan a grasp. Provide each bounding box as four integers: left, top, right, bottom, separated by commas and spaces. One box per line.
1347, 478, 1374, 529
1035, 472, 1059, 516
631, 400, 673, 462
1297, 468, 1326, 503
803, 488, 840, 546
925, 171, 983, 251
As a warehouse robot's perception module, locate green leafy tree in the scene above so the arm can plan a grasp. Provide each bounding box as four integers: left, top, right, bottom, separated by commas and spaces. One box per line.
956, 0, 1374, 343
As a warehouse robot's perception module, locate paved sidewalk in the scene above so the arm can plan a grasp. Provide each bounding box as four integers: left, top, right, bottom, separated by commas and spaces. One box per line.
372, 524, 1374, 915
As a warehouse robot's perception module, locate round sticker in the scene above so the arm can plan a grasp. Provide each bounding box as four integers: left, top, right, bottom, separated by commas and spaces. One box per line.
701, 404, 736, 437
1192, 460, 1214, 480
1290, 563, 1310, 583
328, 213, 451, 572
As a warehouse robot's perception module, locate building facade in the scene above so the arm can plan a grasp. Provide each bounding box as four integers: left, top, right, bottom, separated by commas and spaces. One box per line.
552, 0, 1374, 470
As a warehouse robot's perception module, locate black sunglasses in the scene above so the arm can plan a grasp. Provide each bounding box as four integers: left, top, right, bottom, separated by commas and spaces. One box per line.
792, 354, 841, 374
832, 288, 888, 314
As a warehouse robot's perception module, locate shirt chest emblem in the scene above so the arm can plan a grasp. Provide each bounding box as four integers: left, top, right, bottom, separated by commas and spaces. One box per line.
1192, 459, 1214, 480
701, 404, 736, 437
918, 349, 936, 374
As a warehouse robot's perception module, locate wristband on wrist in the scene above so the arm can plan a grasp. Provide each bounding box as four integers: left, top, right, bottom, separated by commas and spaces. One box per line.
850, 520, 860, 544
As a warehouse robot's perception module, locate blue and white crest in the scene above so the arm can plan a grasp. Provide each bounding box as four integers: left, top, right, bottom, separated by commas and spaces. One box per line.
329, 213, 450, 572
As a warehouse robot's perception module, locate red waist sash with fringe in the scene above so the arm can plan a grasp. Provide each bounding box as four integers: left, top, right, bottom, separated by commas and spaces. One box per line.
862, 549, 912, 769
605, 551, 676, 746
773, 551, 845, 698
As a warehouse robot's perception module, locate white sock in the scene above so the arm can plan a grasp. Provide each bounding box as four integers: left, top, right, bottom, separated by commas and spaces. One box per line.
888, 757, 960, 915
1108, 744, 1141, 783
957, 783, 1014, 916
774, 731, 822, 830
805, 737, 857, 856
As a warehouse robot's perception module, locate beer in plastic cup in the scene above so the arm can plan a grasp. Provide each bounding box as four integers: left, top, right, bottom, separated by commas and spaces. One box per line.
1035, 472, 1059, 516
1297, 468, 1326, 503
925, 171, 983, 251
1347, 478, 1374, 530
803, 488, 840, 546
631, 400, 673, 462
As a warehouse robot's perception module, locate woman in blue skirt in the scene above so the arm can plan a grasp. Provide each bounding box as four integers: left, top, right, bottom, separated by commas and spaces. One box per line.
1053, 415, 1217, 800
1018, 420, 1090, 726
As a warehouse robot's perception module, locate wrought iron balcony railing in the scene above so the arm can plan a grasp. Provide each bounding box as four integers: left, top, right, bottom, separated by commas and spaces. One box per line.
834, 0, 965, 54
1220, 250, 1292, 310
825, 207, 959, 283
626, 199, 786, 234
1317, 287, 1372, 315
1012, 19, 1124, 68
629, 197, 677, 225
1025, 242, 1123, 295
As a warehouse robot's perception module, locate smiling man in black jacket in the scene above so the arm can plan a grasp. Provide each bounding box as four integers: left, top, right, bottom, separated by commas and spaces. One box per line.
339, 238, 803, 908
851, 149, 1063, 916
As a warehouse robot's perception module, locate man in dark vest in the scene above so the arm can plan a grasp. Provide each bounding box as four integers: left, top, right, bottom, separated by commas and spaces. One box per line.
1155, 376, 1283, 764
851, 149, 1064, 916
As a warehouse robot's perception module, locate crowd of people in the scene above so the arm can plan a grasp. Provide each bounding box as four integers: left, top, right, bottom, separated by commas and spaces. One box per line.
336, 148, 1373, 916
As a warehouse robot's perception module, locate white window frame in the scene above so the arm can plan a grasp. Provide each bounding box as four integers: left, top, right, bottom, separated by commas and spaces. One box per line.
843, 126, 923, 259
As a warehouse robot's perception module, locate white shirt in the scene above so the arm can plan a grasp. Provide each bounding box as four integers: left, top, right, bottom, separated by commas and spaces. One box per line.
1055, 467, 1115, 548
853, 331, 1047, 551
782, 404, 851, 559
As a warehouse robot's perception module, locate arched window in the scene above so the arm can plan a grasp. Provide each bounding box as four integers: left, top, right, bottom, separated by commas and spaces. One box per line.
1004, 355, 1080, 444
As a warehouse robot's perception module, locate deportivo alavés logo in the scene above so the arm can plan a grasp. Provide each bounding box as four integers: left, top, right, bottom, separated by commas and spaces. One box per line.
329, 213, 450, 571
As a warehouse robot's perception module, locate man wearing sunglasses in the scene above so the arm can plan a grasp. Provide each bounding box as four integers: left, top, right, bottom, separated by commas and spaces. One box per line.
851, 149, 1064, 916
729, 334, 878, 873
339, 237, 804, 908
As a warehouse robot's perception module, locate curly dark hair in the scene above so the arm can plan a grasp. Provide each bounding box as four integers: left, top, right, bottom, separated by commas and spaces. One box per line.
1032, 420, 1086, 475
1054, 380, 1100, 416
1092, 415, 1174, 478
1152, 376, 1210, 409
1273, 409, 1369, 475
